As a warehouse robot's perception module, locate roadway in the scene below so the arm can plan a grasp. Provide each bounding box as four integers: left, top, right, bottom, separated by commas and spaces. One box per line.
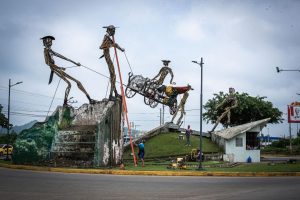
0, 167, 300, 200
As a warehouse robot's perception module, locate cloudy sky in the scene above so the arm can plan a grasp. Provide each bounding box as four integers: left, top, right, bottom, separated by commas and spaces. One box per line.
0, 0, 299, 137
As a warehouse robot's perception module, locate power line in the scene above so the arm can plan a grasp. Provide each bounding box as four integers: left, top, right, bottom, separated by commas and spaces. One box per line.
0, 86, 64, 100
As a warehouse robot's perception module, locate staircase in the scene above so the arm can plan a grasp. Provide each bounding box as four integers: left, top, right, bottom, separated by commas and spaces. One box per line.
51, 125, 97, 167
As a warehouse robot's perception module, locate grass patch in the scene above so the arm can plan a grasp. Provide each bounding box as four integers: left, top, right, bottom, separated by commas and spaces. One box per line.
0, 159, 12, 165
121, 161, 300, 172
123, 132, 220, 159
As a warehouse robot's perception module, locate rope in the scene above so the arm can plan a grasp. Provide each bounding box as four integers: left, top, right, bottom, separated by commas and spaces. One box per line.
46, 78, 62, 118
123, 51, 133, 74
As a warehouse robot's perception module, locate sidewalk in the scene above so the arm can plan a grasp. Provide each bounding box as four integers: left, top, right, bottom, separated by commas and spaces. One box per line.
1, 163, 300, 177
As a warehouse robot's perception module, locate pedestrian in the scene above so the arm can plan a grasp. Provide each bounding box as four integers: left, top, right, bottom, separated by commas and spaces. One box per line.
185, 125, 192, 146
136, 140, 145, 167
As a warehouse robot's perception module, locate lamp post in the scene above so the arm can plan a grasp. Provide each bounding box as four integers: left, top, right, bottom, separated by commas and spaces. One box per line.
276, 67, 300, 73
6, 79, 23, 160
192, 57, 204, 170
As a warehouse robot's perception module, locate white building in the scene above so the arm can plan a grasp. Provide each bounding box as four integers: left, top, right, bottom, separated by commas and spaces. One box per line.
211, 118, 270, 163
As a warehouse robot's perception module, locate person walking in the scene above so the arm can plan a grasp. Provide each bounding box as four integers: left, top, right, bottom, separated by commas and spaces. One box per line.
136, 140, 145, 167
185, 125, 192, 146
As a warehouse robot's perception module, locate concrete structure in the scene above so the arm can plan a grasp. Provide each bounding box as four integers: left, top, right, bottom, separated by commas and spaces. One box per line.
211, 118, 270, 163
51, 99, 123, 167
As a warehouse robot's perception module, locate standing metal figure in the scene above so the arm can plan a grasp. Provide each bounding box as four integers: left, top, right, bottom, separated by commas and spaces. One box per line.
100, 25, 125, 100
152, 60, 174, 85
210, 87, 238, 132
41, 36, 95, 106
171, 91, 189, 125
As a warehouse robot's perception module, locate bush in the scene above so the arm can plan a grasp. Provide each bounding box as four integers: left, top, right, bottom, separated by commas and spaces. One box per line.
12, 139, 41, 164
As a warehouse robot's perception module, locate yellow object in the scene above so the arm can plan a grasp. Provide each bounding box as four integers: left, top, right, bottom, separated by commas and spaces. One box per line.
0, 144, 13, 156
165, 86, 173, 96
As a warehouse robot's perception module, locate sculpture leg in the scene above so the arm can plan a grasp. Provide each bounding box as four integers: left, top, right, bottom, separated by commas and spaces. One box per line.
104, 52, 118, 99
211, 110, 229, 132
171, 111, 177, 123
61, 71, 95, 104
227, 110, 231, 124
176, 111, 184, 125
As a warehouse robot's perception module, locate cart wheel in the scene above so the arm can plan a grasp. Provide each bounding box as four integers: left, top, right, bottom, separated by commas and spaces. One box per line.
144, 96, 150, 105
149, 94, 159, 108
125, 87, 136, 98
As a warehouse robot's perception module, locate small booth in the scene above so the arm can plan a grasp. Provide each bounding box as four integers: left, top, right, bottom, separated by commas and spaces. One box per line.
211, 118, 270, 163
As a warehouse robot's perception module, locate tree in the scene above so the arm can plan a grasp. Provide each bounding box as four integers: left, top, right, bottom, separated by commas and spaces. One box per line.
203, 92, 283, 127
0, 104, 10, 129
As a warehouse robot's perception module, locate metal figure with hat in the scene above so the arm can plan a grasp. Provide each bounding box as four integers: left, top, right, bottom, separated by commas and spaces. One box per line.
210, 87, 238, 132
41, 35, 96, 106
171, 91, 190, 126
152, 60, 175, 85
100, 25, 125, 100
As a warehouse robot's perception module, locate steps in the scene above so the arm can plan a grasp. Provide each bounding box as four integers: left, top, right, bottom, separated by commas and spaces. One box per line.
51, 125, 97, 167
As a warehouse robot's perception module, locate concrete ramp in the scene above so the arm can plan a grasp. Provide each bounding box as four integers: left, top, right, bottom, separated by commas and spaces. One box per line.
124, 123, 170, 149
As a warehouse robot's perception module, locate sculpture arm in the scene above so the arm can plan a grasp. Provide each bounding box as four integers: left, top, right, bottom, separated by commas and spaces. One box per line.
50, 50, 81, 66
152, 69, 162, 80
168, 68, 174, 84
113, 42, 125, 52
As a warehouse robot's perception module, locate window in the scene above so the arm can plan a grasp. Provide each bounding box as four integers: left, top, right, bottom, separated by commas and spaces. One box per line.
236, 137, 243, 147
246, 132, 260, 150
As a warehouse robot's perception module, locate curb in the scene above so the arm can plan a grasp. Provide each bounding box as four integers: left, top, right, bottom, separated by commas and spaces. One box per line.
1, 163, 300, 177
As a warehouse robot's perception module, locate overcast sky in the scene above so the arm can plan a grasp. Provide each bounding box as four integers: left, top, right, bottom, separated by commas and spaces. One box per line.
0, 0, 299, 137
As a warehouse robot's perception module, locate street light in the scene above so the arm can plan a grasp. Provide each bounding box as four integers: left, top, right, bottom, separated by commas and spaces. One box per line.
6, 79, 23, 160
276, 67, 300, 73
192, 58, 204, 170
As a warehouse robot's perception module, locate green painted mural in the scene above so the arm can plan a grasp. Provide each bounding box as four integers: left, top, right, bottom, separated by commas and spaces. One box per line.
13, 99, 123, 167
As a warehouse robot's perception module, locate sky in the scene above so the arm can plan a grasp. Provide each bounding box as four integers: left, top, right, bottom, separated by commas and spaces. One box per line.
0, 0, 299, 137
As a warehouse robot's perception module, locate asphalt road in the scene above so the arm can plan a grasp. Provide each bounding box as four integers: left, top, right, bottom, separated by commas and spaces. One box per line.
1, 168, 300, 200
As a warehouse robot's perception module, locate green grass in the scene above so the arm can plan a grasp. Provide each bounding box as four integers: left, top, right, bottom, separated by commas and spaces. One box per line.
121, 161, 300, 172
207, 163, 300, 172
0, 159, 12, 165
123, 132, 221, 160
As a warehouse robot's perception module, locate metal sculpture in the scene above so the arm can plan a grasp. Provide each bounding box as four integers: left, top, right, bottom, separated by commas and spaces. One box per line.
171, 91, 189, 125
41, 35, 95, 106
210, 87, 238, 132
157, 84, 193, 115
152, 60, 174, 85
100, 25, 125, 100
125, 73, 186, 115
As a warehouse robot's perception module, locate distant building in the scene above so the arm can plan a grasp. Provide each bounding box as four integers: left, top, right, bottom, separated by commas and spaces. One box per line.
211, 118, 270, 163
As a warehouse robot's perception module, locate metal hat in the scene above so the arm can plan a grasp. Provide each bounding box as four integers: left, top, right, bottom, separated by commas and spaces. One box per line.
102, 25, 118, 29
40, 35, 55, 40
162, 60, 171, 64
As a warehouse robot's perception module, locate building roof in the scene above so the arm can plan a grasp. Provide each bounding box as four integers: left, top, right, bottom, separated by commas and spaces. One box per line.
213, 118, 271, 140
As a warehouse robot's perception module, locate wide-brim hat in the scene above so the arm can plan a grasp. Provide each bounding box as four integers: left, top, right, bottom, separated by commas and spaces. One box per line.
162, 60, 171, 64
102, 25, 118, 29
40, 35, 55, 40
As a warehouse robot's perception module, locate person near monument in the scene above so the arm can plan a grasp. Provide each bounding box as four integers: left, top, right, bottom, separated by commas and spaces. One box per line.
41, 35, 95, 105
210, 87, 238, 132
152, 60, 174, 85
100, 25, 125, 100
135, 140, 145, 167
185, 125, 192, 146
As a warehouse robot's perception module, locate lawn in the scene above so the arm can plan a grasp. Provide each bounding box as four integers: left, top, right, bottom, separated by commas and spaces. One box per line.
123, 132, 221, 160
122, 161, 300, 172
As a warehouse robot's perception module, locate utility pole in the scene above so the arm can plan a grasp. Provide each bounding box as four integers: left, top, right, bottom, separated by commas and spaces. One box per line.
6, 79, 22, 160
162, 105, 165, 125
192, 57, 204, 170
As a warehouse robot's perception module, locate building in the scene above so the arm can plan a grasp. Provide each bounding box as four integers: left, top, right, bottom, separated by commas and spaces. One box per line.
211, 118, 270, 163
